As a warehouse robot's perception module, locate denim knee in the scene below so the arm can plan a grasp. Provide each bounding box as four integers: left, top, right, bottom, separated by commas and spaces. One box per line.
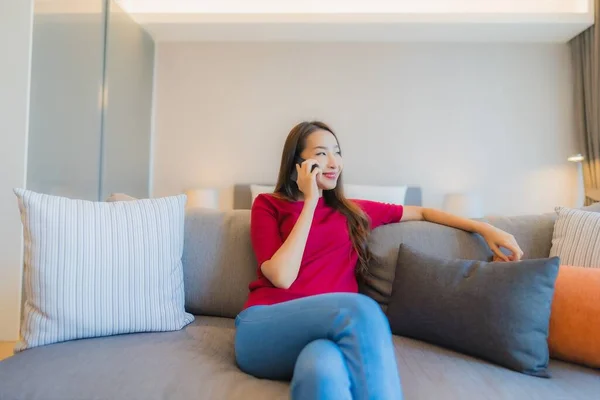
338, 294, 389, 333
291, 339, 351, 400
293, 339, 347, 381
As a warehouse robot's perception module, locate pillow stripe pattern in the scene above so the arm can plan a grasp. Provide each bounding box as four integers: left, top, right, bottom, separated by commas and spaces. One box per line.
550, 207, 600, 268
14, 189, 194, 351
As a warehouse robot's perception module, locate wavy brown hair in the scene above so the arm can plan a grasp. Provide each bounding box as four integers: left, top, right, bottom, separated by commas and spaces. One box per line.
274, 121, 374, 279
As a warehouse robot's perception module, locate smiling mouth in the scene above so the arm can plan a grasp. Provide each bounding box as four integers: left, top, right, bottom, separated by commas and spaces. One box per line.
322, 173, 337, 180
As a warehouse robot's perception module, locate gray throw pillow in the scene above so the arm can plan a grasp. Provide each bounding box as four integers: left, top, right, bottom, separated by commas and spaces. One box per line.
387, 244, 559, 377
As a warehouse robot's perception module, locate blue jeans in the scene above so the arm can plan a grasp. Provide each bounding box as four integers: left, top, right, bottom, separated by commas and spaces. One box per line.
234, 293, 403, 400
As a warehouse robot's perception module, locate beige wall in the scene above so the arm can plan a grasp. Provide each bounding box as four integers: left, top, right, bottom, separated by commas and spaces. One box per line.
0, 0, 33, 340
153, 42, 578, 216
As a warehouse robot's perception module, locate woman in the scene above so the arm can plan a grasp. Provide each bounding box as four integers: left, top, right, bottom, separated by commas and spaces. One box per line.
235, 121, 523, 399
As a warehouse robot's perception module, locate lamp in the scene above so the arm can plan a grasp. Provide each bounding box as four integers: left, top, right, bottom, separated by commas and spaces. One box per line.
185, 188, 220, 209
568, 154, 584, 162
442, 193, 483, 219
568, 154, 585, 208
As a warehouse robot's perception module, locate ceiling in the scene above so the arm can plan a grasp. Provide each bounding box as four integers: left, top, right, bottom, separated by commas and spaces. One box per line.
116, 1, 590, 14
114, 0, 594, 43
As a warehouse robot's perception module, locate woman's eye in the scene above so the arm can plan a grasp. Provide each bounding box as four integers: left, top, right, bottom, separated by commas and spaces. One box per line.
316, 152, 326, 156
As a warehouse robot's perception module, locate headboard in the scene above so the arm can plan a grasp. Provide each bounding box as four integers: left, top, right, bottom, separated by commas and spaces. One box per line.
232, 184, 422, 210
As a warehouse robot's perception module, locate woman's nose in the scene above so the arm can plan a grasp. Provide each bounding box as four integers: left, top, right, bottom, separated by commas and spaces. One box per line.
327, 154, 339, 169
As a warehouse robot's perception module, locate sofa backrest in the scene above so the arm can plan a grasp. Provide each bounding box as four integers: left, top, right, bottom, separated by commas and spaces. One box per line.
182, 208, 558, 318
361, 213, 557, 310
182, 209, 255, 318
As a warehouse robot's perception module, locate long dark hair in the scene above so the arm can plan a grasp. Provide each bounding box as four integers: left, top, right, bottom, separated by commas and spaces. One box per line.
274, 121, 374, 279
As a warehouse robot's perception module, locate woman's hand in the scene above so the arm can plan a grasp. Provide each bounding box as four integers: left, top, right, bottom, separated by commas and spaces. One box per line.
479, 224, 524, 262
295, 159, 320, 204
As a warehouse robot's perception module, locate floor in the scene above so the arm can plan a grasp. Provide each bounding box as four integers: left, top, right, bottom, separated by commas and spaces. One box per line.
0, 342, 15, 361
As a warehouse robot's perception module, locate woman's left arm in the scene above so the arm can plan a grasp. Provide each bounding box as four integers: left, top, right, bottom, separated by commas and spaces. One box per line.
402, 206, 524, 262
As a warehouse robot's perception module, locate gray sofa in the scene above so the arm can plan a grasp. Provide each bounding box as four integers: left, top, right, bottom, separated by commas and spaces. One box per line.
1, 207, 599, 400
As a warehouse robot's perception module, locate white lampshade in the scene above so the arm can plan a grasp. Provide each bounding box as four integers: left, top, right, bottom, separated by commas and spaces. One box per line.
442, 193, 483, 219
185, 188, 220, 209
568, 154, 584, 162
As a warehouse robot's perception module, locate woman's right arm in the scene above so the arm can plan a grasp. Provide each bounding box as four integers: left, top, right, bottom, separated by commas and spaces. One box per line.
252, 160, 320, 289
259, 201, 316, 289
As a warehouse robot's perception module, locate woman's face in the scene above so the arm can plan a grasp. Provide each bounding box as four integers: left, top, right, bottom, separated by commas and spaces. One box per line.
299, 130, 343, 191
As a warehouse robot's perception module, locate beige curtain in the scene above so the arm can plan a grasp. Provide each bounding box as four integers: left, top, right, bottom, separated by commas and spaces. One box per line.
571, 0, 600, 205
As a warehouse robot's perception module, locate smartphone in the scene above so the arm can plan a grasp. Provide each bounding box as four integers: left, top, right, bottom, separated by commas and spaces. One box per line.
291, 157, 319, 181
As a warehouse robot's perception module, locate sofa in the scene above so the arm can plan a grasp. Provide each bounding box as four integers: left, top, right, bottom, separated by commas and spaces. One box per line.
0, 206, 599, 400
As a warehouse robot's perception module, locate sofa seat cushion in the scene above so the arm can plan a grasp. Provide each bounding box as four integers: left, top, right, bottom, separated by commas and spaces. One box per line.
0, 317, 288, 400
1, 317, 598, 400
393, 336, 600, 400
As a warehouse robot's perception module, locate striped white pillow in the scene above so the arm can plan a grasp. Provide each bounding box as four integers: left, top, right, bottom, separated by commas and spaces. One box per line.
550, 207, 600, 268
14, 189, 194, 351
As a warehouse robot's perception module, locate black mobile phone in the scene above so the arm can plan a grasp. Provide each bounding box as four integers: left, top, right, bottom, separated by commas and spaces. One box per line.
291, 157, 318, 181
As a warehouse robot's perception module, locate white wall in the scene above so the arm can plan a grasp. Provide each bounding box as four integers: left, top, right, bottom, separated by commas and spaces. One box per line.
153, 42, 578, 216
0, 0, 33, 340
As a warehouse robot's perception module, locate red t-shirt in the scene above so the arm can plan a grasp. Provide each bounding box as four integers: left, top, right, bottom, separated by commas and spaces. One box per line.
243, 194, 404, 309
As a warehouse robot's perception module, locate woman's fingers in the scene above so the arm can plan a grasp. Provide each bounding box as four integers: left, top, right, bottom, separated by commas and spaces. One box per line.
490, 243, 510, 262
311, 167, 319, 177
505, 242, 524, 261
302, 159, 319, 175
501, 235, 523, 260
484, 227, 524, 263
492, 240, 524, 262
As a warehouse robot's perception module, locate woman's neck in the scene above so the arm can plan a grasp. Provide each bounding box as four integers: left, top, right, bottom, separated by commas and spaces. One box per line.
296, 189, 323, 201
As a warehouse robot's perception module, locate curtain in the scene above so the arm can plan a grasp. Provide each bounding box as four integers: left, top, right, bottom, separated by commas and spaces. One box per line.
571, 0, 600, 205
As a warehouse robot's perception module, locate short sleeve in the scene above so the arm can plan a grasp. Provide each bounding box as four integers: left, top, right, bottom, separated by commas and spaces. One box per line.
353, 199, 404, 229
250, 194, 284, 268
